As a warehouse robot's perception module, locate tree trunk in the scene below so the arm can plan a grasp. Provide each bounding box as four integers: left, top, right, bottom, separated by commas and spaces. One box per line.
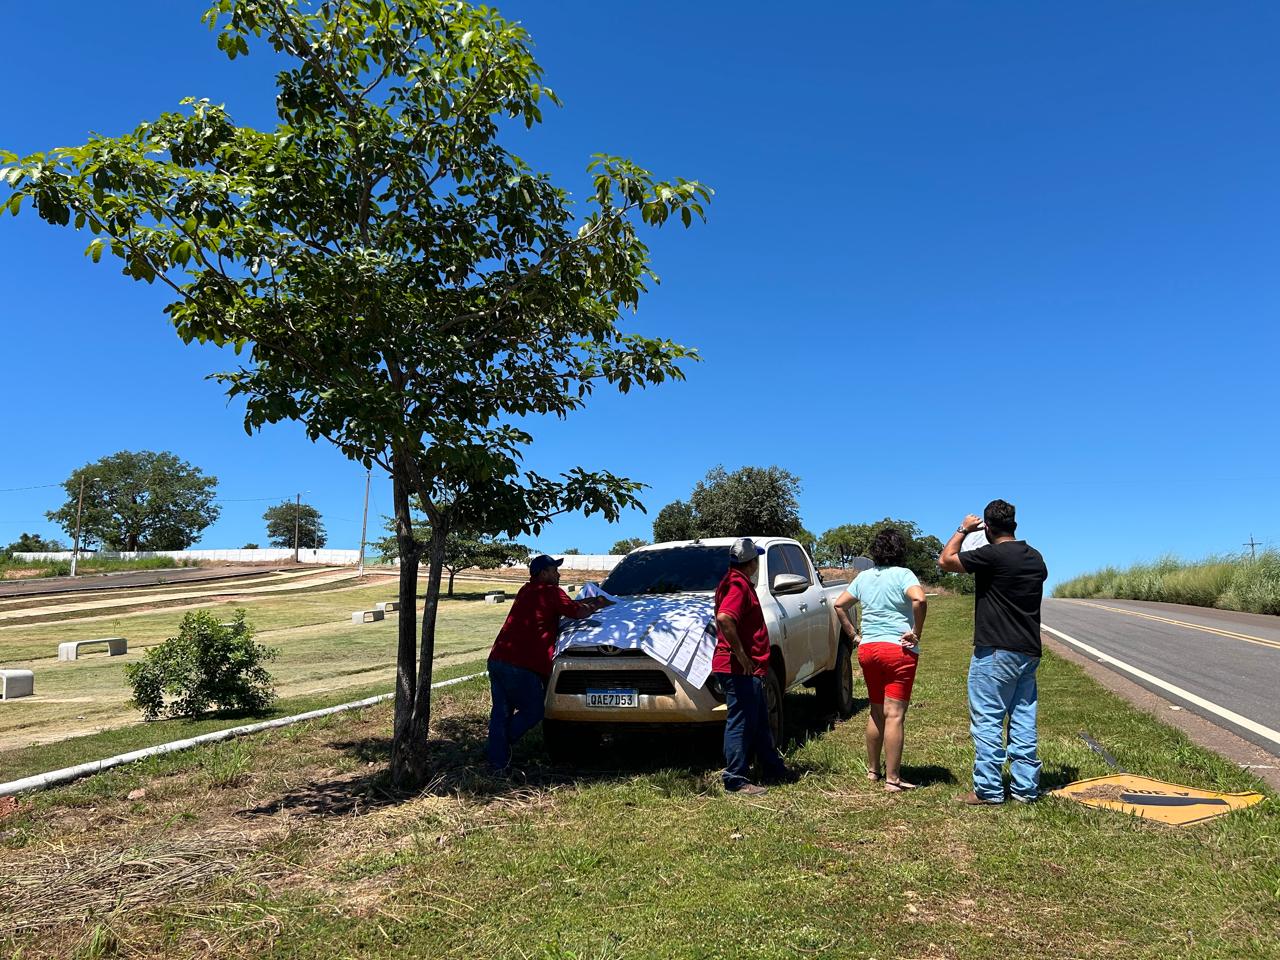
447, 567, 456, 597
388, 471, 423, 789
400, 523, 448, 786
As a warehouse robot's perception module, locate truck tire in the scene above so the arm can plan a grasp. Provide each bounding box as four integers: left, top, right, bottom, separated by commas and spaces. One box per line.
765, 663, 785, 746
541, 719, 598, 765
815, 637, 856, 720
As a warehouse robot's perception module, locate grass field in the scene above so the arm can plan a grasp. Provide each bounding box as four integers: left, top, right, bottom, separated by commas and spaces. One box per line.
0, 574, 512, 753
1, 595, 1275, 959
1055, 552, 1280, 614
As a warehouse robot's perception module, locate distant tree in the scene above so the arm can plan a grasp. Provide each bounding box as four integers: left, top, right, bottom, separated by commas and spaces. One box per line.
815, 523, 872, 568
650, 499, 701, 545
263, 501, 326, 550
5, 532, 66, 553
652, 468, 806, 542
375, 506, 526, 596
561, 548, 582, 556
652, 500, 697, 542
610, 537, 647, 555
46, 451, 219, 551
241, 542, 260, 550
816, 518, 964, 588
692, 466, 804, 540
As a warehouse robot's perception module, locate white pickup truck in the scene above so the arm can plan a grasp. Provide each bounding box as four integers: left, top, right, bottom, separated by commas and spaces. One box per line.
542, 537, 854, 760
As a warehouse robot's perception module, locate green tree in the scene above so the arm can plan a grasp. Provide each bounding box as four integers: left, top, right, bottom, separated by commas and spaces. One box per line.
655, 466, 804, 541
816, 518, 964, 588
4, 532, 66, 553
45, 451, 219, 551
815, 523, 874, 568
651, 500, 697, 542
241, 542, 260, 549
3, 0, 707, 787
610, 537, 646, 555
561, 548, 582, 556
375, 506, 525, 596
262, 500, 326, 549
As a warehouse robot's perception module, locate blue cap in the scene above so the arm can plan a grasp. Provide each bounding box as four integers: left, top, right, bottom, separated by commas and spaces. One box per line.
529, 554, 564, 577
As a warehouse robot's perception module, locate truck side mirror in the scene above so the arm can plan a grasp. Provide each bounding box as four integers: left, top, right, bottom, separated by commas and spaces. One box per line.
771, 573, 808, 595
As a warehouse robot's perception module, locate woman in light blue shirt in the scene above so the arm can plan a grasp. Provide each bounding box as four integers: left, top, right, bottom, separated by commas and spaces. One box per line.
833, 527, 928, 792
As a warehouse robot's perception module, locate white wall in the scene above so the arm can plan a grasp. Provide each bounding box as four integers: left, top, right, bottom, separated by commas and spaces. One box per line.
11, 549, 623, 569
13, 548, 362, 565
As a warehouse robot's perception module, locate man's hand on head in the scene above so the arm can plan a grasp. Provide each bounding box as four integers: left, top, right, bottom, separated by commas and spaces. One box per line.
959, 515, 983, 534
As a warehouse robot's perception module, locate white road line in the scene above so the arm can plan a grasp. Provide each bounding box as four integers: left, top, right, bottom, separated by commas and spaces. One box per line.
1042, 623, 1280, 747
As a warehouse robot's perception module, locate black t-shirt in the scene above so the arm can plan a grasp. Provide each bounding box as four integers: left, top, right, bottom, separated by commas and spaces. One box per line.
959, 540, 1048, 656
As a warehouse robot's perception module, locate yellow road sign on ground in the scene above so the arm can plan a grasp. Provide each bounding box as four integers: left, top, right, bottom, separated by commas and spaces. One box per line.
1054, 774, 1265, 826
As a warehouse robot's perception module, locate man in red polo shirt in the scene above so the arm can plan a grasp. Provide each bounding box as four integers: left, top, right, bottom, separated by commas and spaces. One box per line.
486, 554, 610, 770
713, 538, 792, 795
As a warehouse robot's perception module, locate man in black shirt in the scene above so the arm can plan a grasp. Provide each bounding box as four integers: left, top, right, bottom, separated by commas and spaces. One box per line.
939, 499, 1048, 805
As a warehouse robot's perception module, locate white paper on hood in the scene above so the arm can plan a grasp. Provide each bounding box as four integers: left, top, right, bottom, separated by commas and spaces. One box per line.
557, 592, 717, 689
575, 582, 622, 604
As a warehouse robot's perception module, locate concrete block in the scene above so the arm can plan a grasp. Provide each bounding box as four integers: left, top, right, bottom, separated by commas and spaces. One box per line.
0, 669, 34, 700
375, 601, 400, 613
352, 609, 385, 624
483, 591, 506, 605
57, 637, 128, 662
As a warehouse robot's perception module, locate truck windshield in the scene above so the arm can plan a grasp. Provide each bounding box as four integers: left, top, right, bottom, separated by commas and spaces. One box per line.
600, 545, 730, 596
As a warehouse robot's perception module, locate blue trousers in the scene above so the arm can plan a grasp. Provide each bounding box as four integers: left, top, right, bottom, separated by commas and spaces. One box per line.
486, 659, 547, 770
719, 673, 786, 790
967, 646, 1042, 802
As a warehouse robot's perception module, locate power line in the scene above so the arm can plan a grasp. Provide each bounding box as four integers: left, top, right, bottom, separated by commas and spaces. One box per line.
0, 482, 63, 494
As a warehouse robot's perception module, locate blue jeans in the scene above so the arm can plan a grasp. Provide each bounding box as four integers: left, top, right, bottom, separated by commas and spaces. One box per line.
719, 673, 786, 790
486, 659, 547, 770
967, 646, 1042, 802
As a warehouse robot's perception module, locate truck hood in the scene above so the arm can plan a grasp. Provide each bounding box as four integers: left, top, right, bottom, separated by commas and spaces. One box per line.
556, 592, 717, 689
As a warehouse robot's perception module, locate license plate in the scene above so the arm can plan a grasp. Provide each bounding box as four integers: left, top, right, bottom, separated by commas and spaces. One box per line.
585, 688, 638, 708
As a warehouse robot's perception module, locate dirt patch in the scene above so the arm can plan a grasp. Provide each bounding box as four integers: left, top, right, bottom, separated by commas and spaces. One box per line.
0, 795, 21, 818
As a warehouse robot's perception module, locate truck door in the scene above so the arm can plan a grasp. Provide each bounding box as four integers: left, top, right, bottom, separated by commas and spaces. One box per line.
765, 543, 826, 684
779, 543, 831, 680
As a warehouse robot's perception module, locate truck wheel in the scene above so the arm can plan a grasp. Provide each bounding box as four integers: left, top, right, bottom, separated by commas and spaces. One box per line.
816, 638, 856, 720
765, 664, 786, 746
542, 720, 598, 765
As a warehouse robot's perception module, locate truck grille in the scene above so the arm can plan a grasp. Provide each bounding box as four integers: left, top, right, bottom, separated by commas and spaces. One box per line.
555, 670, 676, 696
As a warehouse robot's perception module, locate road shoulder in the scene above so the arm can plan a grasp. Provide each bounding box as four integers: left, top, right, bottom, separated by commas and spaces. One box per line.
1043, 631, 1280, 792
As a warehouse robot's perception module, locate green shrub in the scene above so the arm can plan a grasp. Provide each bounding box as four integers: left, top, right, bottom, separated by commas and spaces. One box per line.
126, 610, 278, 720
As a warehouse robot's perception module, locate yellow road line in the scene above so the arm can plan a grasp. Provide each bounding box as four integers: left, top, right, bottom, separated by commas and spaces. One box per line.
1060, 599, 1280, 652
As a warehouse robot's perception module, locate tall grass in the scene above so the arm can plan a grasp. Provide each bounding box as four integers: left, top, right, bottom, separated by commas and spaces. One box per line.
1054, 551, 1280, 614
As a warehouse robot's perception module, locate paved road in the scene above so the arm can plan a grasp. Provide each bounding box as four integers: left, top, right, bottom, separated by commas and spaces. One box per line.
1042, 597, 1280, 758
0, 564, 292, 599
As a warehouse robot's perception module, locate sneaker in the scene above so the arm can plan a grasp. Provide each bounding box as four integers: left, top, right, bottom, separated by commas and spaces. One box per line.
1011, 792, 1040, 804
726, 782, 769, 797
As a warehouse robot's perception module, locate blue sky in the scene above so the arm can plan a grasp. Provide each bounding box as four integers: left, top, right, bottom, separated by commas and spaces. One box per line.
1, 1, 1277, 583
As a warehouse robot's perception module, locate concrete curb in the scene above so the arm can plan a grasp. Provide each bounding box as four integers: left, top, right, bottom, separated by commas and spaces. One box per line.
0, 671, 486, 798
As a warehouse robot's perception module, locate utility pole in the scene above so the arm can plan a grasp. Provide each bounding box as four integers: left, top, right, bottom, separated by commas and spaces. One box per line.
357, 469, 371, 577
293, 492, 301, 563
1244, 534, 1261, 561
70, 475, 97, 577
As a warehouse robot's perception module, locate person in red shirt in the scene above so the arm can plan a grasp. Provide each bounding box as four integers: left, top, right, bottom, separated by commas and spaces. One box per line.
713, 538, 793, 795
486, 554, 610, 770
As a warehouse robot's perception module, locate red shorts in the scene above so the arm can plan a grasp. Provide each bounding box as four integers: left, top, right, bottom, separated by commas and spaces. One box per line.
857, 641, 918, 704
